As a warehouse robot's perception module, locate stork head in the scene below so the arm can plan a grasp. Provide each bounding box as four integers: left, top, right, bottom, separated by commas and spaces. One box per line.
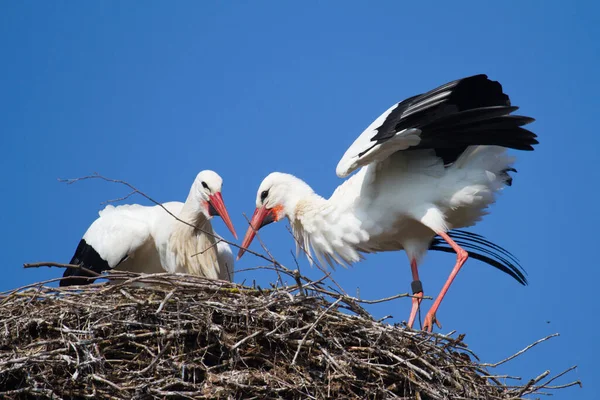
193, 170, 237, 239
237, 172, 313, 259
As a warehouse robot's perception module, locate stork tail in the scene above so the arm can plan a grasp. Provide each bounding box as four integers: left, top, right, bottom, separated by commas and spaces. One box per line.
429, 229, 528, 285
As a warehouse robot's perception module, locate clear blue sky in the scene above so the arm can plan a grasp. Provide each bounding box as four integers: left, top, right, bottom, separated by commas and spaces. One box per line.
1, 1, 597, 397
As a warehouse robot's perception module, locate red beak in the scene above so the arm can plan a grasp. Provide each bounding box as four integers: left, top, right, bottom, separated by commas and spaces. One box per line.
208, 192, 238, 239
237, 206, 275, 260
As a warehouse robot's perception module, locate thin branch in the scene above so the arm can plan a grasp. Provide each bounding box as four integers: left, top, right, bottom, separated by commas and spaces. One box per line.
481, 333, 559, 368
23, 262, 101, 280
231, 329, 265, 351
101, 190, 138, 205
191, 238, 222, 257
24, 262, 85, 270
515, 370, 550, 397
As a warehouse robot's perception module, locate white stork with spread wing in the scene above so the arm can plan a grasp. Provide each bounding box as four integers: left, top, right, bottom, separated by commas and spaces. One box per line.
238, 74, 537, 331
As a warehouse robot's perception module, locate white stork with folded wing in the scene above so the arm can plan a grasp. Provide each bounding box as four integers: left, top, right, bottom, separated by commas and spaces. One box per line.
61, 170, 237, 286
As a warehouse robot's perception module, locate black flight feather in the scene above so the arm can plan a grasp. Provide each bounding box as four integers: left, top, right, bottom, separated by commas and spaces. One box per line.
60, 239, 114, 287
369, 74, 538, 165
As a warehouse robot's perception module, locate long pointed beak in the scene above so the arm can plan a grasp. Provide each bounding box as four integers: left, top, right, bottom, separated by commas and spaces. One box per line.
237, 206, 271, 260
208, 192, 238, 239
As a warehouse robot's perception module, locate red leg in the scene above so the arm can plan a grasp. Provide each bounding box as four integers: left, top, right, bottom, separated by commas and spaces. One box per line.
407, 258, 423, 329
423, 231, 469, 332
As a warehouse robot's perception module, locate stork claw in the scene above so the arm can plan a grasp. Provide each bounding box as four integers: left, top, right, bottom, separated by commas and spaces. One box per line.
423, 310, 442, 332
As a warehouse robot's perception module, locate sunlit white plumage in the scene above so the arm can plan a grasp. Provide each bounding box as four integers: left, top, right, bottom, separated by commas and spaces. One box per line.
61, 170, 237, 286
239, 74, 537, 331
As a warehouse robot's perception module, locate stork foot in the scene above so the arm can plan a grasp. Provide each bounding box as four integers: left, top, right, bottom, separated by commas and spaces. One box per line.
423, 310, 442, 332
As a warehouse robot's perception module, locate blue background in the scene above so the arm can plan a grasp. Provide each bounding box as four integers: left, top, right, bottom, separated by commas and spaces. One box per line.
1, 1, 596, 397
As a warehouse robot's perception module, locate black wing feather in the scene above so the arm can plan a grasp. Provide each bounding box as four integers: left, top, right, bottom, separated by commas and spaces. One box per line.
369, 74, 538, 165
60, 239, 113, 287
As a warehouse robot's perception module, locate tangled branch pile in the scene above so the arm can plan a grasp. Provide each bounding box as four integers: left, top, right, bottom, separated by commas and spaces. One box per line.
0, 271, 578, 399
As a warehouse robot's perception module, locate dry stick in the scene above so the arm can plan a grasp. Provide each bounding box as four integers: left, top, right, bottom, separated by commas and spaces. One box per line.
231, 329, 266, 351
23, 262, 100, 279
0, 278, 103, 306
515, 370, 550, 397
481, 333, 559, 368
241, 212, 286, 288
101, 190, 138, 204
534, 365, 581, 391
235, 264, 330, 295
191, 238, 222, 257
293, 268, 306, 297
24, 262, 83, 269
289, 250, 307, 296
137, 341, 172, 375
292, 297, 342, 365
543, 381, 583, 390
90, 374, 128, 392
155, 289, 176, 314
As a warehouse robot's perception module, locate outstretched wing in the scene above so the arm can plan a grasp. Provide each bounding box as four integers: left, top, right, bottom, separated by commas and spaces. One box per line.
336, 74, 537, 178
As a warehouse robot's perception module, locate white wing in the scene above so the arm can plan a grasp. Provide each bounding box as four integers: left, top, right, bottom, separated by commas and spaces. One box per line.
336, 100, 423, 178
83, 204, 155, 268
216, 239, 234, 281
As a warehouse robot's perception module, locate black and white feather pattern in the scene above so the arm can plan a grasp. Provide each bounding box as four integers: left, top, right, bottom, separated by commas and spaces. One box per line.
337, 74, 538, 177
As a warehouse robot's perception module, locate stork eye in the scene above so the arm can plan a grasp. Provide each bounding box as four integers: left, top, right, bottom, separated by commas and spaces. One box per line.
260, 190, 269, 202
201, 181, 209, 190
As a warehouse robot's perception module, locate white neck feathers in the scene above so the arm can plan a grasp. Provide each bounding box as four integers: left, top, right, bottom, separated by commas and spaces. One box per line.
168, 199, 222, 280
289, 184, 369, 268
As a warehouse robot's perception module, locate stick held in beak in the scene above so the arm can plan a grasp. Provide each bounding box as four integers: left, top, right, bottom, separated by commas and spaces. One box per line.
237, 206, 276, 260
208, 192, 238, 239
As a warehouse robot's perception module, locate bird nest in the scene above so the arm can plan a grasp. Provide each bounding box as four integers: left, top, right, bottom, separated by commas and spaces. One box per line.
0, 271, 578, 399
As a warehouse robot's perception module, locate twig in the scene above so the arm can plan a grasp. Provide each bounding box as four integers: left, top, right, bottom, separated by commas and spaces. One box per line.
24, 262, 82, 269
91, 373, 127, 391
515, 370, 550, 397
231, 329, 265, 351
23, 262, 101, 281
137, 342, 172, 375
534, 365, 581, 391
191, 238, 222, 257
481, 333, 559, 367
155, 289, 176, 314
293, 269, 305, 297
101, 190, 138, 205
292, 298, 342, 365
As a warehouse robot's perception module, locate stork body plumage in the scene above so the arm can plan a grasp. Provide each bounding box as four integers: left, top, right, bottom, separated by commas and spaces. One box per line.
239, 75, 537, 331
61, 170, 237, 286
